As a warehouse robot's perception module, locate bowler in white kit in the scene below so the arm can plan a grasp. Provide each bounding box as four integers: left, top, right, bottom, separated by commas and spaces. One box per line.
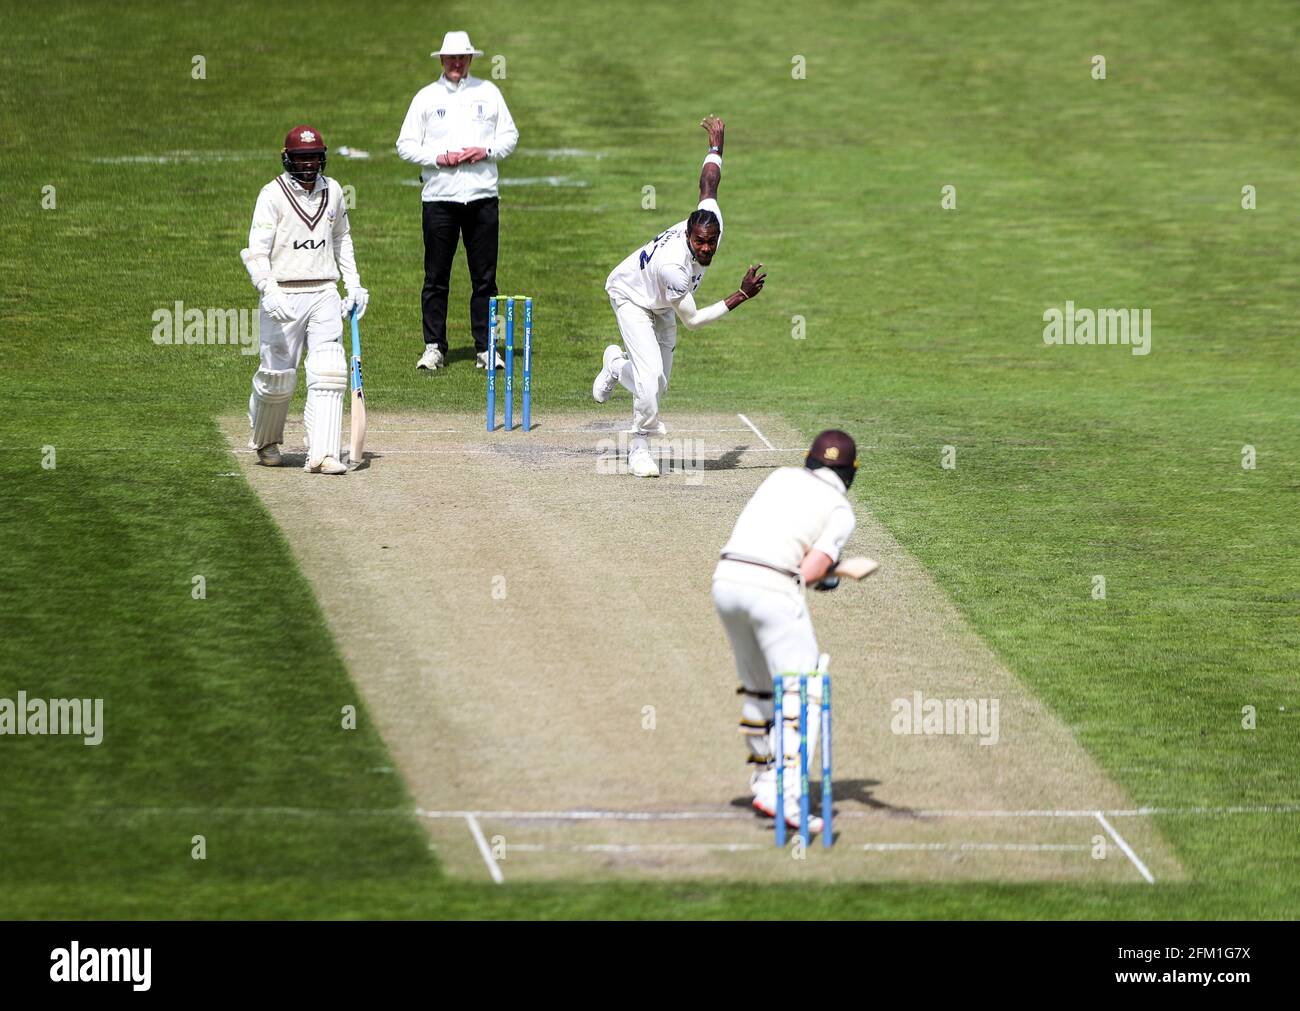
592, 115, 767, 477
241, 125, 368, 474
712, 430, 862, 833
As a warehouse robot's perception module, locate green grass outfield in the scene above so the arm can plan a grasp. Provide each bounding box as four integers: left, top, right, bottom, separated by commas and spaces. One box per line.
2, 0, 1297, 918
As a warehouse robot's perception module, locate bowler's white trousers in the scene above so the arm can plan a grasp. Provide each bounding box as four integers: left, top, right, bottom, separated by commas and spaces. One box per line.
610, 296, 676, 436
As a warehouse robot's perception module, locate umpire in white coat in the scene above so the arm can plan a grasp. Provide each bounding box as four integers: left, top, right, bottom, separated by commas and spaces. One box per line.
397, 30, 519, 372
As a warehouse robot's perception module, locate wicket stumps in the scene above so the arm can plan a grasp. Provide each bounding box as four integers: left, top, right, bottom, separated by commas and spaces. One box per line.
487, 296, 533, 432
773, 670, 833, 848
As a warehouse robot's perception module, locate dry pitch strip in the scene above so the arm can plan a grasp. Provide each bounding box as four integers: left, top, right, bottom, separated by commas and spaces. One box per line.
223, 411, 1181, 884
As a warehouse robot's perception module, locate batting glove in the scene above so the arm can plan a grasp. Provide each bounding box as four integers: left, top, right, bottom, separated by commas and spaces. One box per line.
260, 283, 292, 325
342, 286, 369, 321
812, 576, 840, 592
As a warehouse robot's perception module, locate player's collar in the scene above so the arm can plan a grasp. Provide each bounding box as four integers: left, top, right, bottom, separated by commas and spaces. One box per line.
283, 172, 324, 195
808, 466, 846, 494
439, 74, 474, 91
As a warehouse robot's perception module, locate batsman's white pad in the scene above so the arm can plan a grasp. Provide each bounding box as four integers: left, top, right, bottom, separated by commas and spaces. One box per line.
305, 342, 347, 465
738, 690, 775, 767
780, 676, 824, 802
248, 367, 297, 449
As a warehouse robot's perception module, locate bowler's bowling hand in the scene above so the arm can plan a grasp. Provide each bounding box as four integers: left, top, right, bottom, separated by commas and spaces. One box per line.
700, 114, 725, 150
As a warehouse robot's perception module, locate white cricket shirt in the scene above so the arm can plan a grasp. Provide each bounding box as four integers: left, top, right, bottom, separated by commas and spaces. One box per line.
718, 467, 856, 574
396, 74, 519, 203
605, 198, 724, 314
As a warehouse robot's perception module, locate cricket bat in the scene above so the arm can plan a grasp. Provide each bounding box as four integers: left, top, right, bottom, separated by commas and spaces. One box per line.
831, 556, 879, 580
349, 309, 366, 467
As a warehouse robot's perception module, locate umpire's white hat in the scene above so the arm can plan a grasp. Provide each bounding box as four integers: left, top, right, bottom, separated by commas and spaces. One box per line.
432, 31, 483, 57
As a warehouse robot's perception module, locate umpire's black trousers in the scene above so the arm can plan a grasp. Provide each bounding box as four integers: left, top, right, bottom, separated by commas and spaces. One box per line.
421, 196, 499, 355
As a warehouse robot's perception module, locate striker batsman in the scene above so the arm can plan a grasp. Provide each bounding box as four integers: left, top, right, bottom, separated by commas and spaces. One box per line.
241, 125, 369, 474
592, 115, 766, 478
712, 431, 862, 834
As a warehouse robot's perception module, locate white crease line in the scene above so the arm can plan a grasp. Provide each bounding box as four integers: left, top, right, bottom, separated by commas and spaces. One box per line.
414, 804, 1300, 821
1094, 811, 1155, 884
369, 428, 759, 435
419, 808, 752, 822
505, 841, 1087, 855
90, 150, 271, 164
74, 803, 1298, 821
1096, 804, 1300, 817
736, 413, 776, 450
863, 842, 1090, 852
465, 814, 505, 884
499, 176, 589, 188
507, 843, 764, 853
516, 147, 609, 159
231, 447, 805, 458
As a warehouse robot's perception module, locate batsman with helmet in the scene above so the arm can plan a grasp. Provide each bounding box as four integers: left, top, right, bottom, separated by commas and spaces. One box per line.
712, 430, 869, 834
241, 125, 369, 474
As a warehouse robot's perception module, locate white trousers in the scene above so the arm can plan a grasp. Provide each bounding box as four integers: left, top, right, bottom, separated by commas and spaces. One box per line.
610, 296, 676, 436
257, 287, 343, 373
712, 570, 823, 789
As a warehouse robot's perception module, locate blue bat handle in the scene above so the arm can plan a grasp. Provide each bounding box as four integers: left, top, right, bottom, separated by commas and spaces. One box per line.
349, 308, 362, 393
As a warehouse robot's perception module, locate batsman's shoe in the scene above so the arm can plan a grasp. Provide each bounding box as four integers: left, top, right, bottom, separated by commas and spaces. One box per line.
592, 344, 626, 403
628, 444, 660, 479
416, 346, 446, 370
475, 349, 505, 369
304, 455, 348, 475
253, 443, 282, 467
751, 782, 825, 835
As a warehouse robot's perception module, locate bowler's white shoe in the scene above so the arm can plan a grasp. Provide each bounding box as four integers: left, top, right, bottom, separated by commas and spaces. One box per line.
416, 346, 445, 370
305, 456, 348, 475
476, 349, 505, 369
625, 421, 668, 437
254, 444, 282, 467
628, 444, 660, 479
592, 344, 626, 403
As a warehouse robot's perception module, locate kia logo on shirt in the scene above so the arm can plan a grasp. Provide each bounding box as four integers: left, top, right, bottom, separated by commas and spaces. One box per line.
293, 239, 325, 250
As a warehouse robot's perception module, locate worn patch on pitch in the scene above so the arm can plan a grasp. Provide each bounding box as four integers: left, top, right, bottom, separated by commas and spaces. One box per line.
221, 412, 1181, 884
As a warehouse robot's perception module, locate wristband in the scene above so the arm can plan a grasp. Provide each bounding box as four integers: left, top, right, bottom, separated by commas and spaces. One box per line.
703, 152, 722, 169
240, 247, 271, 290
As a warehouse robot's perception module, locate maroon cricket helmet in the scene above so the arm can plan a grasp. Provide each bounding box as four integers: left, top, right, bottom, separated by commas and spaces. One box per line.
806, 429, 859, 487
807, 430, 857, 468
281, 125, 327, 184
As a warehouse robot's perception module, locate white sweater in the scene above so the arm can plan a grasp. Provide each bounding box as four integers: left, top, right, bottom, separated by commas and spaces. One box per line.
243, 174, 360, 293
